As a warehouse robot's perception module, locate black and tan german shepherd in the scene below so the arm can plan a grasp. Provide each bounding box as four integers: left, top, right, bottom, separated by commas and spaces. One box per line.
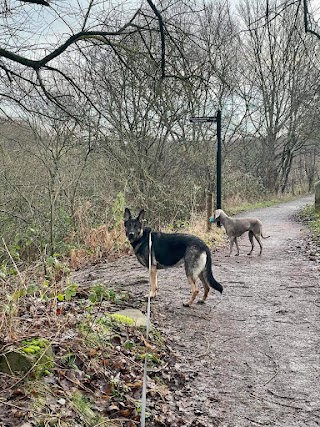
124, 208, 223, 307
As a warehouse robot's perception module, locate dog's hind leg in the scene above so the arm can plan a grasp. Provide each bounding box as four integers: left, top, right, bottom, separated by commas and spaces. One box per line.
234, 238, 240, 256
183, 276, 199, 307
183, 248, 206, 306
198, 272, 210, 304
248, 230, 254, 255
255, 234, 263, 255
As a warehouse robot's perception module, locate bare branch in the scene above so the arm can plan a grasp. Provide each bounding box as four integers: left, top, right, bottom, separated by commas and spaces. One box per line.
146, 0, 166, 77
0, 8, 141, 69
303, 0, 320, 39
18, 0, 50, 5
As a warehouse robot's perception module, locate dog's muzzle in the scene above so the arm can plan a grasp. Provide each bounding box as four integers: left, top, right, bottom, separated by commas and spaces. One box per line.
128, 232, 135, 241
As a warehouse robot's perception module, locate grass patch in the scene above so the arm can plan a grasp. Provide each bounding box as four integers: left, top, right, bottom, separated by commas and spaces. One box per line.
298, 205, 320, 237
225, 194, 296, 215
71, 390, 114, 426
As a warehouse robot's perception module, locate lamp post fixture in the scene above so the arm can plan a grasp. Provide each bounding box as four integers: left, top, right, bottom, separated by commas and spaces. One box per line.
190, 110, 222, 227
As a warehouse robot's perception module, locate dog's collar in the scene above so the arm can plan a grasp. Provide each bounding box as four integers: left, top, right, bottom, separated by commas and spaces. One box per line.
131, 228, 151, 253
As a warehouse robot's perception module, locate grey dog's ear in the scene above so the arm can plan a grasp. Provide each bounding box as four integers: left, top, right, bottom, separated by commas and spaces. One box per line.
137, 209, 145, 222
124, 208, 131, 221
214, 209, 221, 219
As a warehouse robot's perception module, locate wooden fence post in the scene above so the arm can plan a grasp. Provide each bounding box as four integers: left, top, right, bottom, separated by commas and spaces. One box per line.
315, 181, 320, 213
206, 191, 213, 231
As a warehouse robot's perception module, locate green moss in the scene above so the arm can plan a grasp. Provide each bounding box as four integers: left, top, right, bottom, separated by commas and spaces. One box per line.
109, 313, 135, 326
0, 338, 54, 377
21, 338, 50, 353
79, 310, 145, 351
20, 338, 54, 377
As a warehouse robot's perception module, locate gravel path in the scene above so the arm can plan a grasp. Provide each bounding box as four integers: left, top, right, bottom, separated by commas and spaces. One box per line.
74, 195, 320, 427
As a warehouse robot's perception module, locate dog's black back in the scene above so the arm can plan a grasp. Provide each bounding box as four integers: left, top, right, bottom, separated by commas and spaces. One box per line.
130, 226, 209, 269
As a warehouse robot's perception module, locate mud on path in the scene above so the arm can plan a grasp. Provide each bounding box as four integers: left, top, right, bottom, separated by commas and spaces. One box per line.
73, 195, 320, 427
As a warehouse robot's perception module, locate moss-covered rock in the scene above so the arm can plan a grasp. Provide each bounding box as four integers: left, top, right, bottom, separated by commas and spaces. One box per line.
0, 337, 53, 377
110, 309, 148, 327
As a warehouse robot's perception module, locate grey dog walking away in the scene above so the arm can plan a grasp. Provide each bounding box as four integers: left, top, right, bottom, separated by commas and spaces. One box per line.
211, 209, 270, 256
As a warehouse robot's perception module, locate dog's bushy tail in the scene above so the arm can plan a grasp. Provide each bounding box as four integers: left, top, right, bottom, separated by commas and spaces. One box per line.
204, 248, 223, 293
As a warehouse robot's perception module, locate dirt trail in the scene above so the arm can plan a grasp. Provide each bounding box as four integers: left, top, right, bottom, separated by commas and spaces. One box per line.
74, 195, 320, 427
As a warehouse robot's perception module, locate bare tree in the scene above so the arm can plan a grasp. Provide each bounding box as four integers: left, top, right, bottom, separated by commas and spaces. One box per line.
0, 101, 97, 256
303, 0, 320, 40
238, 0, 320, 193
0, 0, 170, 116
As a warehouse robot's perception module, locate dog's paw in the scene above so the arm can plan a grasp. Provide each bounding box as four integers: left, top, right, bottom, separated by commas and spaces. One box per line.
144, 293, 156, 300
183, 302, 190, 307
197, 300, 205, 305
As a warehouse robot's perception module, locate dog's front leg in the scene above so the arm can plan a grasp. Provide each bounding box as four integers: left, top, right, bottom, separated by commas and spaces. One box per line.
228, 237, 235, 256
147, 265, 158, 298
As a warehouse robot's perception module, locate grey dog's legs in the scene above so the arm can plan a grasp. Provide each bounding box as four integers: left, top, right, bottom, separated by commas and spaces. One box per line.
229, 236, 240, 256
234, 238, 240, 256
248, 230, 263, 255
228, 237, 235, 256
255, 234, 263, 255
248, 230, 254, 255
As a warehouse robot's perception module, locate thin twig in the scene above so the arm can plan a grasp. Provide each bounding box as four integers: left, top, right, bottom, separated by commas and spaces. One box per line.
263, 354, 278, 386
2, 238, 25, 288
196, 336, 211, 359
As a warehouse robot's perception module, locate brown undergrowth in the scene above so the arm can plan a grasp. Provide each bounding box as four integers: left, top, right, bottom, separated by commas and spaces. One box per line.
68, 224, 131, 269
68, 211, 224, 270
0, 209, 224, 426
0, 258, 187, 426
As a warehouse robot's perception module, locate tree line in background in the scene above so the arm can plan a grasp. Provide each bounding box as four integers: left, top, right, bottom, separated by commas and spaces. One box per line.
0, 0, 319, 260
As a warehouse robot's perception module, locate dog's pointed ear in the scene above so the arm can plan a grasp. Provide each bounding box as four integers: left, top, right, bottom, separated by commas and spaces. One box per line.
124, 208, 131, 222
137, 209, 145, 222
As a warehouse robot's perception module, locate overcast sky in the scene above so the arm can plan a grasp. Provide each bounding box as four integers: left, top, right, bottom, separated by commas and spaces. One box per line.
2, 0, 319, 60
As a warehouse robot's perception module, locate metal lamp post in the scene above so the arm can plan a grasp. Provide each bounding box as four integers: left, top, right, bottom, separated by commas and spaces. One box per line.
190, 110, 222, 227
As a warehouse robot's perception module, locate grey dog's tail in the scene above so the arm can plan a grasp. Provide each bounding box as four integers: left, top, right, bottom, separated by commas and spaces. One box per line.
262, 233, 271, 239
205, 248, 223, 293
